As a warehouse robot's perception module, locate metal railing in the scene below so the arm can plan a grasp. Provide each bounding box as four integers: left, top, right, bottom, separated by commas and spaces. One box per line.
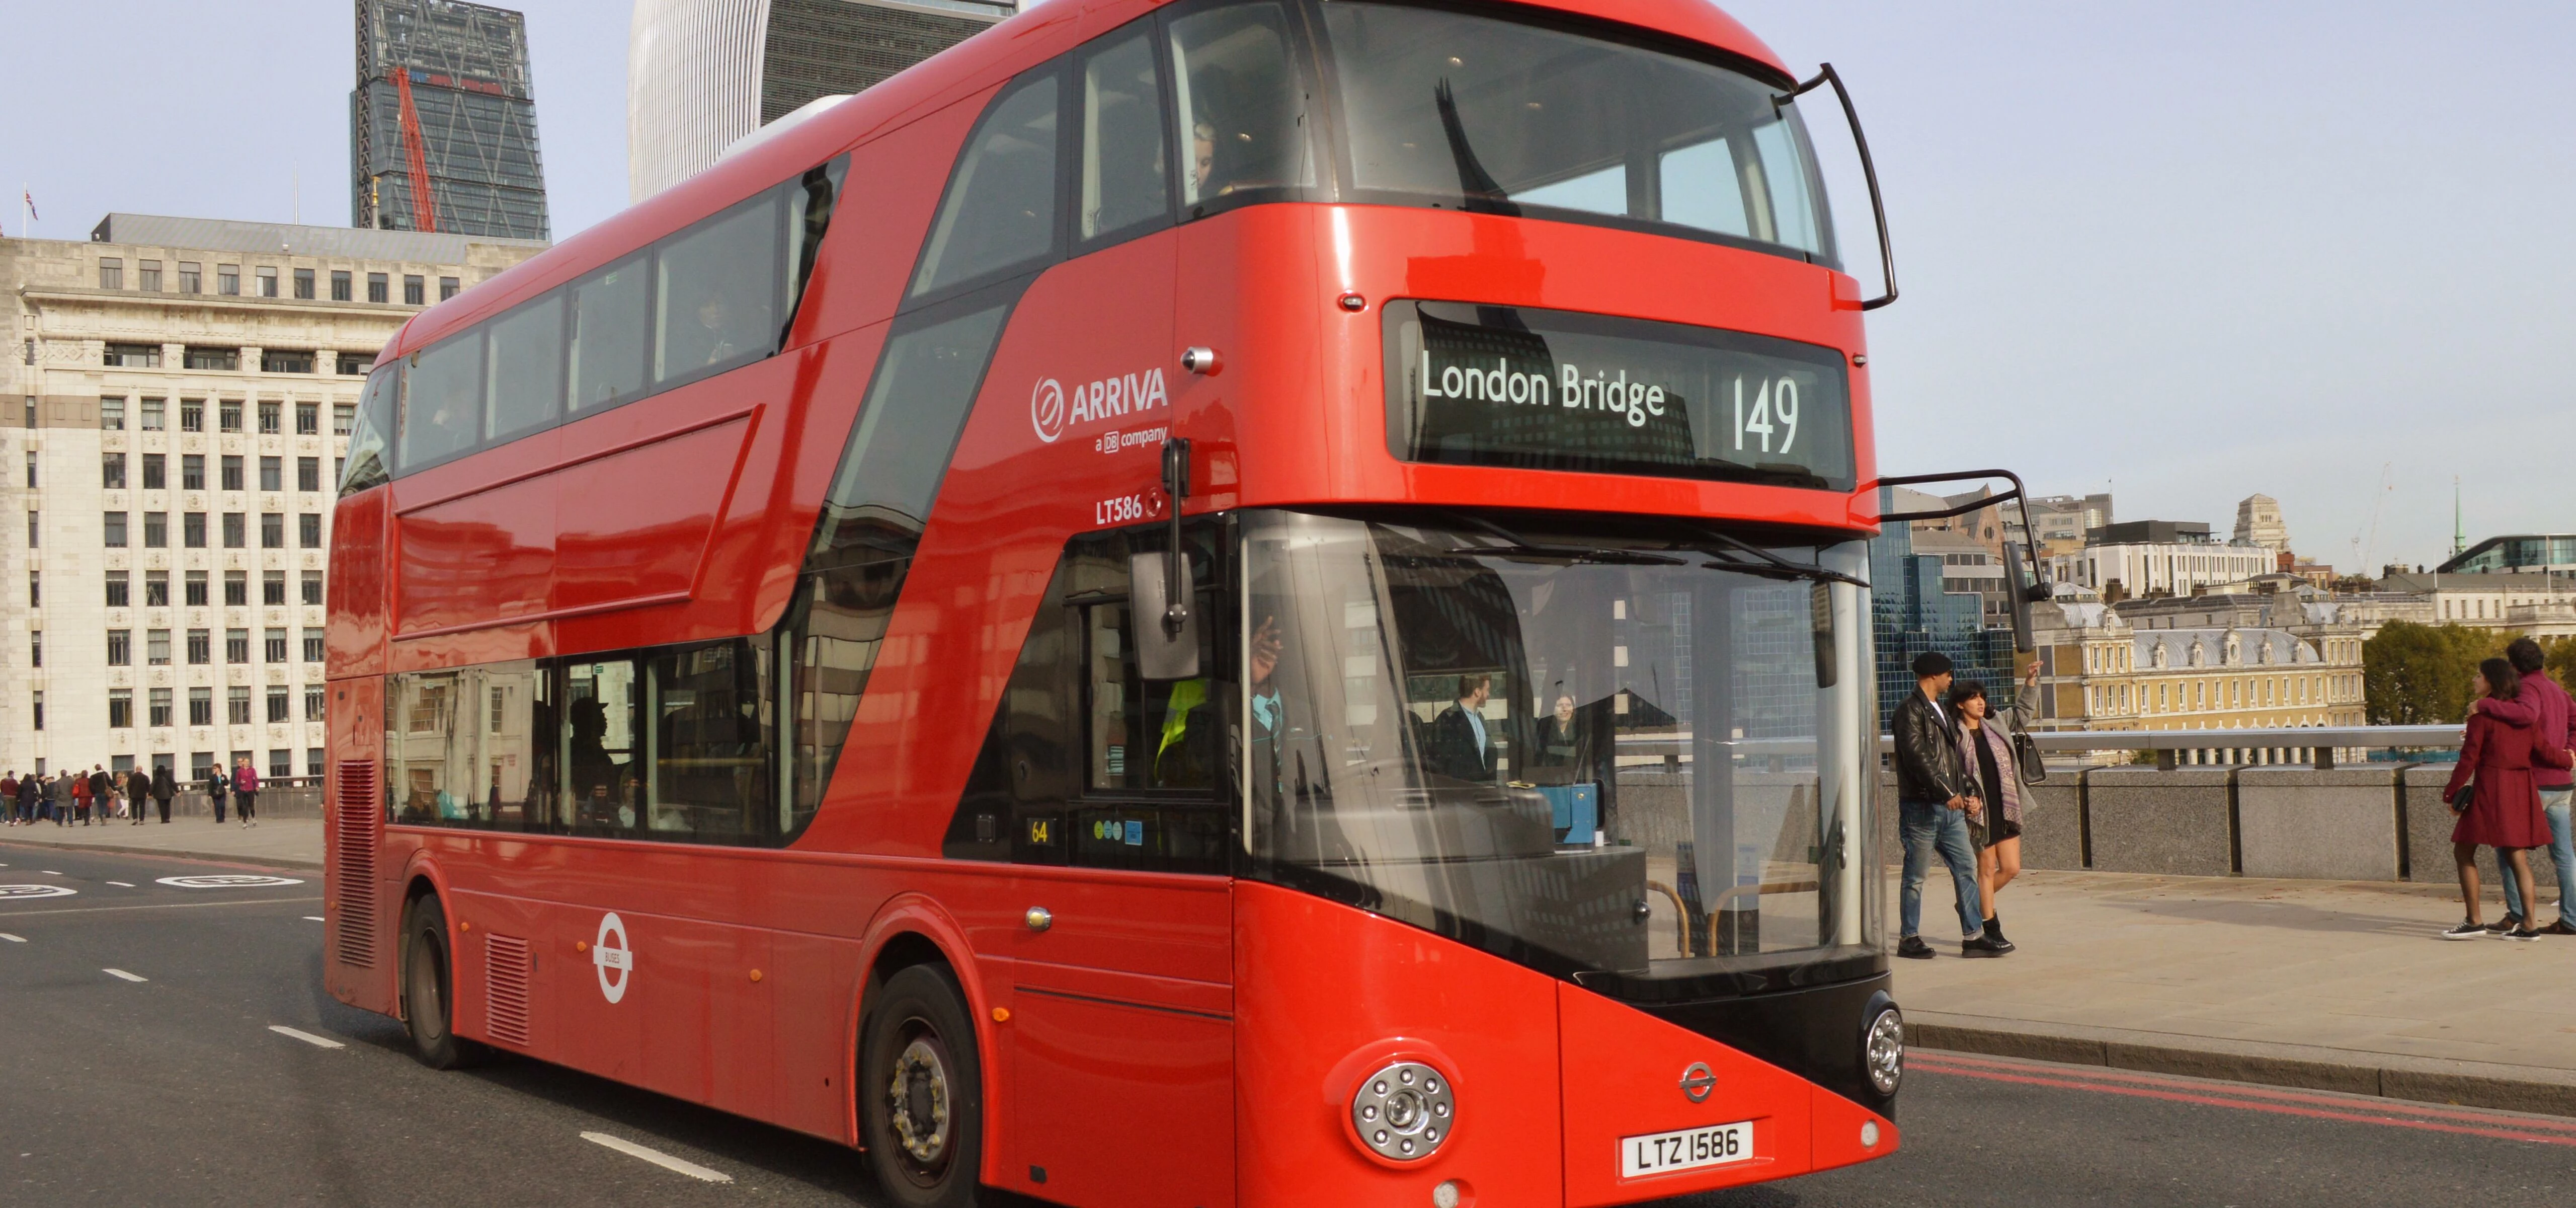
1619, 725, 2468, 773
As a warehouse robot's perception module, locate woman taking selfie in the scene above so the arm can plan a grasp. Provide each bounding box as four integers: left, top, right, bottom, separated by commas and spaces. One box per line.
1950, 661, 2043, 945
2443, 658, 2570, 941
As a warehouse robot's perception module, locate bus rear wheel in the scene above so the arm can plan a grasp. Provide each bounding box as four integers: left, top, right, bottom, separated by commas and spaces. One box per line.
861, 963, 984, 1208
400, 894, 488, 1070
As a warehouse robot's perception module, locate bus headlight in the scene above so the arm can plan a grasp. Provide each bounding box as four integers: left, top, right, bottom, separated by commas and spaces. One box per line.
1864, 1006, 1904, 1097
1351, 1061, 1454, 1161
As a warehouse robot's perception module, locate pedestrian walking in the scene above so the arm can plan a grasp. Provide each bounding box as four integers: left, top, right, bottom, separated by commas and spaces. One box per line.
151, 763, 177, 824
232, 757, 259, 827
125, 767, 151, 825
11, 771, 30, 824
45, 771, 67, 824
88, 765, 111, 825
1893, 651, 2011, 959
2476, 637, 2576, 934
2443, 658, 2572, 941
71, 769, 93, 825
0, 772, 15, 826
205, 764, 230, 825
1951, 661, 2043, 946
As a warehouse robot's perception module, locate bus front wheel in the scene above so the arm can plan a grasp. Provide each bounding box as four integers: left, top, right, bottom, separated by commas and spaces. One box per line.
399, 894, 488, 1070
861, 962, 984, 1208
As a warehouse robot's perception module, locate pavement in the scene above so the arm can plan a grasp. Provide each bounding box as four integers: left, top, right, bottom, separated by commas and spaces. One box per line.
0, 815, 324, 868
1892, 868, 2576, 1117
9, 841, 2575, 1206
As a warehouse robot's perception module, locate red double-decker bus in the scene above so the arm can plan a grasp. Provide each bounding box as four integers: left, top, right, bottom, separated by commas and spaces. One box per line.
324, 1, 1930, 1202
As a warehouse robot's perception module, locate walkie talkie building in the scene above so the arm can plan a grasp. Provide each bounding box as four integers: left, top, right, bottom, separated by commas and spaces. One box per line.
627, 0, 1014, 202
352, 0, 551, 241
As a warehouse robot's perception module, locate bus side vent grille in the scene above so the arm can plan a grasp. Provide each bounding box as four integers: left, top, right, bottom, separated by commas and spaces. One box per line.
485, 934, 533, 1048
333, 760, 380, 969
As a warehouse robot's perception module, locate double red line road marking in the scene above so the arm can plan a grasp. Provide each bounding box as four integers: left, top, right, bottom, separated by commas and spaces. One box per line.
1910, 1050, 2576, 1148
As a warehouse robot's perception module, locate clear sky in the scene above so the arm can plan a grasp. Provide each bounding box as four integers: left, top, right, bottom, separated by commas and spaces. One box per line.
5, 1, 2568, 572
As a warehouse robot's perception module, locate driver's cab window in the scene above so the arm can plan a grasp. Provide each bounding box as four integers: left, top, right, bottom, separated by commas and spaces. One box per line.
1085, 600, 1218, 792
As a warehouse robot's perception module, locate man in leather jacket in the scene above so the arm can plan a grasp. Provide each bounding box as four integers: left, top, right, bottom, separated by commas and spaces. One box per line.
1892, 651, 2011, 958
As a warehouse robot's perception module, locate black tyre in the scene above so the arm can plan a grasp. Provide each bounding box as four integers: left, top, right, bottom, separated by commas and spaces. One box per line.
860, 963, 984, 1208
399, 894, 489, 1070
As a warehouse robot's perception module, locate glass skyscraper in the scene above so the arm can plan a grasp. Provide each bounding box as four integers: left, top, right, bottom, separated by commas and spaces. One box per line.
352, 0, 551, 241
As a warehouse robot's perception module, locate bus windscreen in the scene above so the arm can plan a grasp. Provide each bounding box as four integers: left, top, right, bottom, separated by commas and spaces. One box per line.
1384, 299, 1856, 491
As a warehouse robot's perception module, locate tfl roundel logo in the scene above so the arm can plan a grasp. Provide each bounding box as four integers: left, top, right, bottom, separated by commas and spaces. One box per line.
1031, 377, 1067, 443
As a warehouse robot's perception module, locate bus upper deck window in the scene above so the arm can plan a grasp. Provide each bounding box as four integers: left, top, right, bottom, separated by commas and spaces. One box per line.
655, 195, 781, 385
1167, 3, 1311, 207
398, 334, 485, 473
913, 71, 1061, 296
569, 255, 650, 412
1079, 31, 1167, 242
486, 294, 566, 441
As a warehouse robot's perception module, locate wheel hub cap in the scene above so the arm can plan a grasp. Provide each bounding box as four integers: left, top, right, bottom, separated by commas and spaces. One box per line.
888, 1037, 951, 1165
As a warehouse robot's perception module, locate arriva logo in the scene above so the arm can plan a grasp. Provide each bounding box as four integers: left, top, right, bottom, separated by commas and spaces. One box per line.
1032, 367, 1168, 444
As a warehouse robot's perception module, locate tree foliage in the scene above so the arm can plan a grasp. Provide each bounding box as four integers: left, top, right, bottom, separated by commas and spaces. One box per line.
2545, 635, 2576, 698
2363, 622, 2511, 724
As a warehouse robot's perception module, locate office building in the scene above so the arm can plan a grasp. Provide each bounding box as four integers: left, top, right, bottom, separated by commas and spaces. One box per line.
2027, 587, 2366, 763
353, 0, 551, 240
0, 215, 544, 778
2372, 569, 2576, 638
627, 0, 1015, 201
2017, 492, 2114, 559
2050, 520, 2277, 601
2233, 494, 2289, 553
2439, 535, 2576, 576
1870, 488, 2013, 726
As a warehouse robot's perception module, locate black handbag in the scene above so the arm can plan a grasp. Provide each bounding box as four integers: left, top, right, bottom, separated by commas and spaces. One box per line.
2013, 731, 2047, 785
2449, 780, 2477, 813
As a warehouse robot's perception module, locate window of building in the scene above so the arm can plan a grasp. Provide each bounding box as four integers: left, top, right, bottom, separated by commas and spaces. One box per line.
27, 570, 37, 606
110, 689, 133, 729
308, 747, 326, 776
293, 267, 315, 299
258, 400, 281, 433
103, 452, 126, 488
108, 629, 132, 665
261, 512, 283, 548
106, 571, 130, 607
222, 512, 246, 548
140, 398, 165, 430
256, 267, 279, 297
302, 631, 324, 663
179, 262, 202, 293
29, 630, 39, 667
262, 570, 286, 606
262, 349, 314, 373
224, 570, 247, 606
267, 686, 290, 723
100, 257, 124, 289
305, 685, 325, 719
227, 686, 251, 725
264, 628, 287, 663
102, 398, 126, 429
186, 569, 208, 606
104, 511, 128, 547
301, 570, 324, 606
187, 628, 209, 664
104, 342, 160, 367
332, 403, 355, 435
332, 270, 353, 301
259, 456, 282, 491
25, 510, 36, 548
139, 260, 162, 291
297, 457, 319, 492
147, 628, 171, 665
31, 691, 42, 731
439, 276, 460, 300
181, 400, 204, 432
218, 266, 241, 295
367, 272, 388, 303
298, 513, 321, 548
183, 511, 206, 548
145, 569, 169, 607
225, 628, 249, 663
188, 346, 240, 371
404, 275, 425, 305
270, 749, 293, 779
189, 687, 213, 726
340, 356, 373, 377
149, 687, 173, 728
295, 402, 318, 434
23, 451, 33, 488
142, 511, 167, 548
142, 452, 165, 489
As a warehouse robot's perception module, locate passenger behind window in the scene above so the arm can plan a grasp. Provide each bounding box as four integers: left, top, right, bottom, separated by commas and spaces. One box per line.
568, 698, 632, 830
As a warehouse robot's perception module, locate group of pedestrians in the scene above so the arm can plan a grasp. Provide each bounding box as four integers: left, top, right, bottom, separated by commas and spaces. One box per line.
2442, 638, 2576, 941
0, 758, 265, 827
1893, 651, 2041, 959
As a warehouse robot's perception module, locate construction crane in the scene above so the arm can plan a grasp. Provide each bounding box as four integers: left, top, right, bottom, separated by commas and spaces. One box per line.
2351, 461, 2394, 577
392, 68, 439, 234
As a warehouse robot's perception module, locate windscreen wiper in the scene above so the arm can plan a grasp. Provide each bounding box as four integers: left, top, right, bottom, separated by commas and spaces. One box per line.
1437, 511, 1684, 566
1681, 526, 1870, 588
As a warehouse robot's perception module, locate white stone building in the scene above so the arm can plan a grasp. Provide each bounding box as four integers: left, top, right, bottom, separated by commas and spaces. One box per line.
2233, 493, 2289, 553
1, 214, 543, 781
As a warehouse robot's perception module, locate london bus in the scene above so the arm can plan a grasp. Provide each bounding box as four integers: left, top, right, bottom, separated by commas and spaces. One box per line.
323, 0, 1958, 1203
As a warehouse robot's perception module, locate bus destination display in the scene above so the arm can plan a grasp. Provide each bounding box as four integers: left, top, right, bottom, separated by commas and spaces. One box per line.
1384, 300, 1855, 491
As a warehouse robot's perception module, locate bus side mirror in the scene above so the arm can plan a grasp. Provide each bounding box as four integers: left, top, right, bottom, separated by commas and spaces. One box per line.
1130, 551, 1201, 681
2004, 541, 2045, 654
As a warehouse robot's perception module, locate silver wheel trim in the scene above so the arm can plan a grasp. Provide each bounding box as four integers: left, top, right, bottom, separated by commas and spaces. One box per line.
887, 1034, 952, 1167
1865, 1009, 1904, 1096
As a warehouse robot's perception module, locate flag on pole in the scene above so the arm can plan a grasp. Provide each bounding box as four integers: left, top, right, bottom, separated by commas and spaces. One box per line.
21, 191, 34, 220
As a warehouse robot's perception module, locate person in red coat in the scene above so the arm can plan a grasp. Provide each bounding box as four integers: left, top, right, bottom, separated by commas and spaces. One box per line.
2445, 658, 2574, 940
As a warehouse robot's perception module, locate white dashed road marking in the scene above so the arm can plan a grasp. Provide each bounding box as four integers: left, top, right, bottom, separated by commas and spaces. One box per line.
0, 933, 23, 942
41, 871, 61, 876
304, 916, 325, 922
105, 881, 134, 887
102, 968, 147, 983
580, 1133, 733, 1183
270, 1025, 345, 1049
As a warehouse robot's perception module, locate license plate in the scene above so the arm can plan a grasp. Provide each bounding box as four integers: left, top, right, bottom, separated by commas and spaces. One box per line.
1620, 1120, 1754, 1179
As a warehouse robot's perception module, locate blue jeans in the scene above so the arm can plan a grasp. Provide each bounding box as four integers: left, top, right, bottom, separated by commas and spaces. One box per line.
2499, 788, 2575, 926
1900, 798, 1986, 940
